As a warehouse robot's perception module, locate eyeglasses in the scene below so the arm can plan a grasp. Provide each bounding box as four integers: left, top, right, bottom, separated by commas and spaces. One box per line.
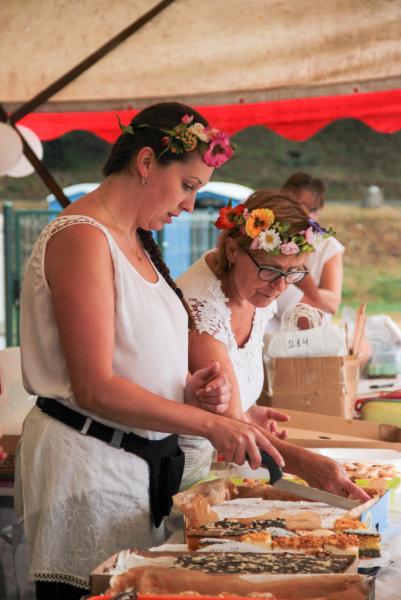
244, 249, 309, 284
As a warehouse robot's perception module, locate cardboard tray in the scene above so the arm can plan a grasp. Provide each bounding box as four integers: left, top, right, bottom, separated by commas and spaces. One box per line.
90, 550, 359, 596
87, 589, 375, 600
262, 408, 401, 451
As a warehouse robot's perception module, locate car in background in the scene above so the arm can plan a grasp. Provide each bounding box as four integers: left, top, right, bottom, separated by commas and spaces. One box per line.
46, 181, 253, 278
46, 183, 100, 211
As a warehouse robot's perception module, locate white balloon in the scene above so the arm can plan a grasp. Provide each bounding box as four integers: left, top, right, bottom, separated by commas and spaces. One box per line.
0, 122, 23, 175
6, 125, 44, 177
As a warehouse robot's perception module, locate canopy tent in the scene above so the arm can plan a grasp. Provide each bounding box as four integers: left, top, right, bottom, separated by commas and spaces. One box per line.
2, 0, 401, 140
2, 0, 401, 109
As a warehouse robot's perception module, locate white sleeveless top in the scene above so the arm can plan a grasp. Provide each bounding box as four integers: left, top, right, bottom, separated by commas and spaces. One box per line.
178, 252, 276, 412
20, 215, 189, 440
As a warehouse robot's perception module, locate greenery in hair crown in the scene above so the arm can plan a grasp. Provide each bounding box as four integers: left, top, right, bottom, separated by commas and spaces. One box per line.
214, 204, 335, 255
117, 114, 234, 168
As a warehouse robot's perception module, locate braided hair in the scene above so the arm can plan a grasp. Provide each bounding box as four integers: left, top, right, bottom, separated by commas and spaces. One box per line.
103, 102, 207, 327
137, 228, 194, 328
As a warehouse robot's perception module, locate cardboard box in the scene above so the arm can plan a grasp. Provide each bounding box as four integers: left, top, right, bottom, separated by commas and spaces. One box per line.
91, 552, 118, 596
265, 355, 359, 419
260, 408, 401, 451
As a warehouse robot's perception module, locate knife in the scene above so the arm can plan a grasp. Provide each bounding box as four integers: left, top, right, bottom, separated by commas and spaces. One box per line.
258, 449, 361, 510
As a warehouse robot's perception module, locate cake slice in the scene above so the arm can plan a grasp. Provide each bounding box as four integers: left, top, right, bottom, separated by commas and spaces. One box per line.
342, 529, 381, 558
186, 518, 286, 551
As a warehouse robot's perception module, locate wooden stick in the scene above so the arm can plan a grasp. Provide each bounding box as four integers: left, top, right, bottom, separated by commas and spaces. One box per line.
354, 314, 367, 356
351, 306, 361, 355
352, 303, 367, 356
345, 322, 351, 355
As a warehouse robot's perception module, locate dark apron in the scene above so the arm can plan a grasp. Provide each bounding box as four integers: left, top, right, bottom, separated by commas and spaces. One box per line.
36, 397, 185, 527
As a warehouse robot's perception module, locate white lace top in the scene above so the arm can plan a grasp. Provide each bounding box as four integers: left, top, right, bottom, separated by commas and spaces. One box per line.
16, 216, 189, 587
178, 252, 276, 412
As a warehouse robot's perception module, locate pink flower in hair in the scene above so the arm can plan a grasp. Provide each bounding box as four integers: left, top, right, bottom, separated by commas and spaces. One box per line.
250, 237, 263, 250
181, 114, 194, 124
203, 132, 234, 167
304, 226, 314, 244
206, 127, 219, 140
280, 242, 300, 255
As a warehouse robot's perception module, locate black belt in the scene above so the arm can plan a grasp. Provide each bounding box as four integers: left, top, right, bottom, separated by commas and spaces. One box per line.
36, 397, 185, 528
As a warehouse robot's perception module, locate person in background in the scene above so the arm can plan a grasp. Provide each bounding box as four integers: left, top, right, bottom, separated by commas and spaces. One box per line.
268, 172, 344, 331
178, 189, 369, 503
16, 102, 285, 600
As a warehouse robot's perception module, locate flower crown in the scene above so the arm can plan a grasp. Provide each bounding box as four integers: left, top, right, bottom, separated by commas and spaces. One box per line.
214, 204, 335, 255
117, 114, 234, 168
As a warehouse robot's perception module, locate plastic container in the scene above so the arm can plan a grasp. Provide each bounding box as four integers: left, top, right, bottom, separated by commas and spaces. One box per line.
366, 349, 401, 377
360, 398, 401, 427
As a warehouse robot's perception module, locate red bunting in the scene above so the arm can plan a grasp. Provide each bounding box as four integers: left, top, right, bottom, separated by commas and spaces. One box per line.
18, 89, 401, 143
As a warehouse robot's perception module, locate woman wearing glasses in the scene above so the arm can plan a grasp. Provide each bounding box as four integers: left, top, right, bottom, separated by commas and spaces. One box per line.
176, 190, 368, 498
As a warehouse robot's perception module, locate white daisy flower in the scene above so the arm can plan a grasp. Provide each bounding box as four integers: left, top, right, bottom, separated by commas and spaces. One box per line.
260, 229, 281, 252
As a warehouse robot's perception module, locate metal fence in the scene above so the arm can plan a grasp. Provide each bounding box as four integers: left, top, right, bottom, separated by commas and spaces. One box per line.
3, 202, 219, 346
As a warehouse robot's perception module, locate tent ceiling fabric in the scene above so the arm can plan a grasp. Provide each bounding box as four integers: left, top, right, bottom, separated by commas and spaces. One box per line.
2, 0, 401, 111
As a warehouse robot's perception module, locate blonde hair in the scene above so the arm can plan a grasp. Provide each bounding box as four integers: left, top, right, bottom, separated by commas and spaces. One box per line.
214, 189, 310, 277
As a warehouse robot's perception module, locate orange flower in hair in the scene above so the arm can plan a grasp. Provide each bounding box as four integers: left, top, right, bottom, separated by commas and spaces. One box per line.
245, 208, 275, 238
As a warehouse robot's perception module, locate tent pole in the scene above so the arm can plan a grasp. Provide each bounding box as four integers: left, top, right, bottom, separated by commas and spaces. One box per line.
0, 104, 70, 207
2, 0, 176, 206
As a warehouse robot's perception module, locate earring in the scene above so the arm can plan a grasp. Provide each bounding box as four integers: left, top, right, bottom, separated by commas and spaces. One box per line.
141, 177, 147, 186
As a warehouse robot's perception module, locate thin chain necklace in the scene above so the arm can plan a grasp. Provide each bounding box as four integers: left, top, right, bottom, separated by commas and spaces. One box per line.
100, 197, 143, 262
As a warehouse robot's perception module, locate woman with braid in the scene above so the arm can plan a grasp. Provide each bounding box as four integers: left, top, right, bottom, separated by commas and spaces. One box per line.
16, 102, 285, 600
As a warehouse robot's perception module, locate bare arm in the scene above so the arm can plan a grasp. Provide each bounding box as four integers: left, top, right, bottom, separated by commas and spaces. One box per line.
188, 329, 289, 437
254, 430, 370, 501
44, 225, 284, 468
295, 253, 343, 314
188, 329, 245, 420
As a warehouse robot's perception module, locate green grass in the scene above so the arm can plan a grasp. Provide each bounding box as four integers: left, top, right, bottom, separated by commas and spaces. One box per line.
340, 301, 401, 314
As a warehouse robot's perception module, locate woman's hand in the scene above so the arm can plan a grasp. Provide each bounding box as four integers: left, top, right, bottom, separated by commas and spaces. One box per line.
295, 451, 370, 502
206, 415, 285, 470
184, 362, 231, 415
246, 405, 289, 439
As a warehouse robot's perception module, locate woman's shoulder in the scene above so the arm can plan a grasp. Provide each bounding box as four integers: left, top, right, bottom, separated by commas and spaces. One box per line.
37, 214, 111, 253
178, 253, 230, 334
323, 234, 345, 254
178, 252, 220, 299
307, 235, 344, 268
